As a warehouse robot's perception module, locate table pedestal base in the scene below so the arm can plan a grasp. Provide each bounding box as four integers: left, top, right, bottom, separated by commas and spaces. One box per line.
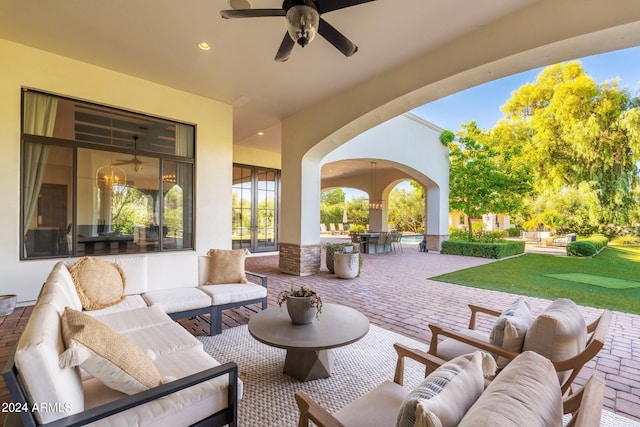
284, 349, 334, 381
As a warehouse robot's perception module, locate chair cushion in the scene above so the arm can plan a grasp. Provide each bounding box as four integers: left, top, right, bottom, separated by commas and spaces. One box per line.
69, 257, 126, 310
83, 348, 243, 427
206, 249, 249, 284
435, 328, 490, 361
333, 380, 408, 427
458, 351, 563, 427
396, 351, 496, 427
143, 288, 212, 313
522, 298, 587, 384
59, 307, 163, 394
198, 283, 267, 305
490, 298, 532, 368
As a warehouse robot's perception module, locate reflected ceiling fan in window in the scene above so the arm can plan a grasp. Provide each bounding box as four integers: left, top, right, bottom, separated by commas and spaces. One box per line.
112, 136, 148, 172
220, 0, 376, 62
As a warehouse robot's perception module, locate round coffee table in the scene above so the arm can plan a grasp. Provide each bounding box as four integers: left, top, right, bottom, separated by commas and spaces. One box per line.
248, 303, 369, 381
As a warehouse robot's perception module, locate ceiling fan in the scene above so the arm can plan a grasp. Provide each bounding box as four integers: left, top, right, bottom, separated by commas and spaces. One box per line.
112, 136, 147, 172
220, 0, 376, 62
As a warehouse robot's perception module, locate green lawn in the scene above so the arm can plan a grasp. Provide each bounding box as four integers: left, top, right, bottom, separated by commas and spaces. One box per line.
430, 246, 640, 314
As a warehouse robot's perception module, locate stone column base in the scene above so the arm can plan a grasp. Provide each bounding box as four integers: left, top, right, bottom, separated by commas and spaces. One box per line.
279, 243, 321, 276
425, 234, 449, 252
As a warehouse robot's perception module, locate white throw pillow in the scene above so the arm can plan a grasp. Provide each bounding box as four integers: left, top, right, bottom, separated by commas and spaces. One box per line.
489, 297, 532, 368
396, 351, 496, 427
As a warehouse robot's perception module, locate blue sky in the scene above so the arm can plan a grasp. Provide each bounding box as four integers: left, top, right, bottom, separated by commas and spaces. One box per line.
342, 46, 640, 200
412, 45, 640, 132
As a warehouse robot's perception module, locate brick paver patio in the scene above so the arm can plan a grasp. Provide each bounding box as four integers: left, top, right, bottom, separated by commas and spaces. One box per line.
1, 241, 639, 424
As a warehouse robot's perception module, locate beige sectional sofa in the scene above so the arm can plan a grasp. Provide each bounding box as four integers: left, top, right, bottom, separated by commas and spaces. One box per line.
3, 250, 266, 426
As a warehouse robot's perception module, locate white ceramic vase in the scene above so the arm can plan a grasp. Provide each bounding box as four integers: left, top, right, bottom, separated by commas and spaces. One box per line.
334, 253, 359, 279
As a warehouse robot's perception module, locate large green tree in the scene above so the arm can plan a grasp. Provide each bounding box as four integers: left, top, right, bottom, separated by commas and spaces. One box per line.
449, 122, 532, 239
498, 61, 640, 226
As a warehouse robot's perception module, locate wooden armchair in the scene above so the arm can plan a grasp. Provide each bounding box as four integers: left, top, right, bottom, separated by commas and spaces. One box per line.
295, 344, 605, 427
428, 301, 612, 395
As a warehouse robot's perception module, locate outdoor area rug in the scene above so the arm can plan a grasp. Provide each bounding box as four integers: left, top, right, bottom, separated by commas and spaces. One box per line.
545, 273, 640, 289
198, 324, 639, 427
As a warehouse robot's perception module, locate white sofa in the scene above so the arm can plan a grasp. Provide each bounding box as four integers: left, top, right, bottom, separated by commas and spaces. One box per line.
62, 252, 268, 335
3, 251, 267, 426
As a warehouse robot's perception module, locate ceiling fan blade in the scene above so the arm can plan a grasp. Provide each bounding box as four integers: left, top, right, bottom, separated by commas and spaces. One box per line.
315, 0, 375, 14
111, 160, 133, 166
318, 18, 358, 57
275, 33, 295, 62
220, 9, 285, 19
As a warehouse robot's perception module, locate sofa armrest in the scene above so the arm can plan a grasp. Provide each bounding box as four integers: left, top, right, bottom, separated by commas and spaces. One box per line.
4, 355, 238, 427
428, 324, 520, 363
467, 304, 502, 329
393, 343, 447, 383
246, 270, 268, 288
563, 376, 605, 427
295, 390, 345, 427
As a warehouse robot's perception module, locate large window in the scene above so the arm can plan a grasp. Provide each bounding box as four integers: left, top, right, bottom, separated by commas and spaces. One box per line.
21, 90, 195, 259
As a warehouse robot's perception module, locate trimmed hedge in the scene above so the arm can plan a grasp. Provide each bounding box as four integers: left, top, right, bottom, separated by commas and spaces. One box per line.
566, 234, 608, 257
441, 240, 525, 259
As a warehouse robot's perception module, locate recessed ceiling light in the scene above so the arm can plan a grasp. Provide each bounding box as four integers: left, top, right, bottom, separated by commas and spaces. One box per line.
257, 131, 264, 136
197, 41, 211, 51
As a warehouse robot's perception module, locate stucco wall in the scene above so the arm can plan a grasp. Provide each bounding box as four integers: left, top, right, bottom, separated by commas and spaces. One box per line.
0, 38, 233, 304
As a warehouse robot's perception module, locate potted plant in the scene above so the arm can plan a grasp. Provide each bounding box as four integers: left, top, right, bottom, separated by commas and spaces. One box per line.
325, 242, 363, 274
334, 249, 360, 279
277, 284, 323, 325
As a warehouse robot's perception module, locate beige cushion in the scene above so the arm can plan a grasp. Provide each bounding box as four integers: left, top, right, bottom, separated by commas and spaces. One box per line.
14, 303, 84, 425
458, 351, 563, 427
206, 249, 249, 284
490, 298, 532, 368
435, 328, 490, 361
59, 307, 163, 394
396, 351, 496, 427
69, 257, 126, 310
522, 298, 587, 384
334, 380, 408, 427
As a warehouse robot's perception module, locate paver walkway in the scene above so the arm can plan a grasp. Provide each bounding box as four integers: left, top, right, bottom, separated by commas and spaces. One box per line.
1, 241, 638, 424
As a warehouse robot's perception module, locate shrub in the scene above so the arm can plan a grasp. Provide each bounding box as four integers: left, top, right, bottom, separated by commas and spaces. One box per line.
442, 240, 525, 259
449, 228, 471, 241
611, 235, 640, 245
505, 227, 521, 237
349, 224, 366, 234
566, 241, 597, 257
473, 230, 506, 243
583, 234, 608, 252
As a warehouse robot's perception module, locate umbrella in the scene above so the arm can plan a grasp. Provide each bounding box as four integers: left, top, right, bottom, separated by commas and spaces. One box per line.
342, 209, 348, 224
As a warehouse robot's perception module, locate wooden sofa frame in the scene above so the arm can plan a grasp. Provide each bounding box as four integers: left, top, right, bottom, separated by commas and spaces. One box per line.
295, 343, 605, 427
428, 303, 612, 395
2, 349, 239, 427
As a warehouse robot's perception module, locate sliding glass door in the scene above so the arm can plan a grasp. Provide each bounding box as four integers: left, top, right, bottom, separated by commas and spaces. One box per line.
232, 164, 279, 252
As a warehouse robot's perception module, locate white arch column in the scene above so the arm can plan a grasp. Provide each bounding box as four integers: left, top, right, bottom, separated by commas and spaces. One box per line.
278, 136, 324, 276
424, 184, 449, 252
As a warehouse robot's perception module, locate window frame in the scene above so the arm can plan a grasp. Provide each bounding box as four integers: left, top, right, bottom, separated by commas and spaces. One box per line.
20, 89, 196, 260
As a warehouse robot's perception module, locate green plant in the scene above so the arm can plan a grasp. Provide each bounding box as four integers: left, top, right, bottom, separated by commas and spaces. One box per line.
277, 284, 323, 317
567, 241, 597, 257
441, 240, 525, 259
324, 242, 361, 273
349, 224, 366, 234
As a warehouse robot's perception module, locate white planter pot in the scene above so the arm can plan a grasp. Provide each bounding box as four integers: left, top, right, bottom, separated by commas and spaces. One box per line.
334, 253, 359, 279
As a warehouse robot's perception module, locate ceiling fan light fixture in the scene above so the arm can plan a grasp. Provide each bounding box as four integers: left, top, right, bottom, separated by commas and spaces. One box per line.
285, 4, 319, 47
